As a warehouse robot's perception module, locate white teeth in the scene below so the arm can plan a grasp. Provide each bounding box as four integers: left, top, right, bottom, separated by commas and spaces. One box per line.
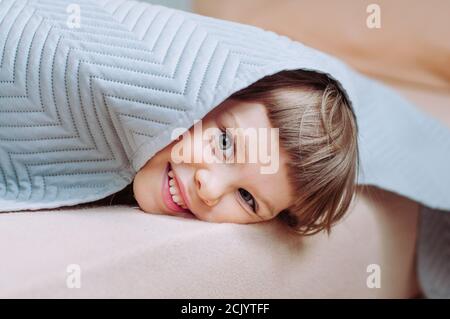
168, 169, 186, 208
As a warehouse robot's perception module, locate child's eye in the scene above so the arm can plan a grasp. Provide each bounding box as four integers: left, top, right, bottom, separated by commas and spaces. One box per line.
238, 188, 256, 212
217, 127, 234, 160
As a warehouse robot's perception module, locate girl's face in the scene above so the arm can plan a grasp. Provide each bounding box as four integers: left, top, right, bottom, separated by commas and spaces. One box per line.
133, 99, 293, 223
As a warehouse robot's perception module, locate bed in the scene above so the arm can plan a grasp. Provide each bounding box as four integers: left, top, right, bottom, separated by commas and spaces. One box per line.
1, 0, 448, 298
0, 186, 420, 298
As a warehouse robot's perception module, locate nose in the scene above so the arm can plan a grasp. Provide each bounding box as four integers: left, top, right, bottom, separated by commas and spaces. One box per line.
194, 169, 222, 207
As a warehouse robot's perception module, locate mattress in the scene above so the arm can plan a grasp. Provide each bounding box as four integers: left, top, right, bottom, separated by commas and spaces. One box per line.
0, 186, 420, 298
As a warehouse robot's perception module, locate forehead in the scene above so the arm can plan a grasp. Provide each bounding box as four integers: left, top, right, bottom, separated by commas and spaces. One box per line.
213, 99, 270, 128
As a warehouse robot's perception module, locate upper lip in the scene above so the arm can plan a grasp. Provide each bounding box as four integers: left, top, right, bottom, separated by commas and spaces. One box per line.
169, 163, 192, 213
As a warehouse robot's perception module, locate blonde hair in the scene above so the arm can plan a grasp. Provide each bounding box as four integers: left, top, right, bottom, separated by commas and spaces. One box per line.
229, 69, 359, 236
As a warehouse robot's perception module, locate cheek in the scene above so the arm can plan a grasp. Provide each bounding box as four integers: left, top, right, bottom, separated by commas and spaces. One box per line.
133, 157, 165, 212
201, 197, 253, 224
171, 127, 216, 163
133, 171, 151, 211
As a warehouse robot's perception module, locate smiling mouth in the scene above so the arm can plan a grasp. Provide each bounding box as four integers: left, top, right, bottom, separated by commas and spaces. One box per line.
168, 167, 188, 209
162, 163, 194, 217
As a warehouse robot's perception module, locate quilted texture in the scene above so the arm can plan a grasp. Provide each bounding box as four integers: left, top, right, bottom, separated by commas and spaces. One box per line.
1, 0, 450, 212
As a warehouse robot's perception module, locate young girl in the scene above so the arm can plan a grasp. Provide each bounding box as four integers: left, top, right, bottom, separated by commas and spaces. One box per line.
92, 69, 359, 236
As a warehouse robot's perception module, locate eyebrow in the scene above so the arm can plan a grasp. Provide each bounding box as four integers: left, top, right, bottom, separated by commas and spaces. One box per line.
224, 109, 275, 219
